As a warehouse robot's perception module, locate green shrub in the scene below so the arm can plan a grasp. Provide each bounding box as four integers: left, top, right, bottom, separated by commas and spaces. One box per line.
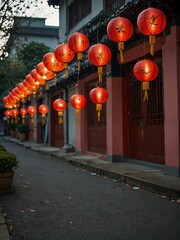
9, 124, 16, 131
0, 145, 7, 152
0, 151, 19, 173
17, 124, 29, 134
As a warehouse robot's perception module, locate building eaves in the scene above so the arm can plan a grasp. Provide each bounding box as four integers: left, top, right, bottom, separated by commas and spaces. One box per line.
14, 26, 59, 38
48, 0, 178, 91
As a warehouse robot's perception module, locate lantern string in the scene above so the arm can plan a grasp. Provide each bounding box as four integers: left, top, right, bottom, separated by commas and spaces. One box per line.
76, 70, 80, 94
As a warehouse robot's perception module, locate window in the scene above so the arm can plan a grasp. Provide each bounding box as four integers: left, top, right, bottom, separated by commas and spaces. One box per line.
104, 0, 125, 11
68, 0, 91, 31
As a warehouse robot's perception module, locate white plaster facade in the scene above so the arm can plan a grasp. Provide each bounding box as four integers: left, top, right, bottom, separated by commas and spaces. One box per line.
8, 17, 59, 59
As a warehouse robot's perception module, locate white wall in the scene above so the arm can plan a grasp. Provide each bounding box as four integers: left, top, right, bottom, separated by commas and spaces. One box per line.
68, 86, 76, 147
59, 0, 104, 43
62, 86, 76, 148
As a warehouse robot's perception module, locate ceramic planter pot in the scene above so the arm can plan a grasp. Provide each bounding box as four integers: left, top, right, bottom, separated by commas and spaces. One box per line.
0, 172, 14, 192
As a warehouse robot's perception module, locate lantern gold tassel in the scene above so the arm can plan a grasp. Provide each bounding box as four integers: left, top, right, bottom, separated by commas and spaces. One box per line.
54, 73, 57, 86
30, 116, 32, 124
77, 52, 83, 72
98, 66, 103, 83
22, 116, 25, 124
118, 42, 124, 63
58, 111, 63, 124
46, 82, 49, 90
142, 82, 150, 101
75, 109, 81, 126
64, 63, 68, 79
96, 103, 102, 122
149, 35, 155, 56
33, 91, 36, 98
41, 114, 45, 125
76, 108, 81, 116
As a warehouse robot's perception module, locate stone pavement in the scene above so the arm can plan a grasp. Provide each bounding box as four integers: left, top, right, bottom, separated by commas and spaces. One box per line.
0, 136, 180, 240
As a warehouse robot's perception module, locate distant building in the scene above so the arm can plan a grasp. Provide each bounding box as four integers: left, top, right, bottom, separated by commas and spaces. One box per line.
7, 16, 59, 59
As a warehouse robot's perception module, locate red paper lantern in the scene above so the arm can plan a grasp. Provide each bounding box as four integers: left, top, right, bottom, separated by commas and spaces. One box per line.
17, 83, 28, 103
89, 87, 108, 122
43, 52, 64, 72
9, 93, 17, 104
20, 108, 27, 123
70, 94, 87, 116
88, 43, 111, 83
36, 62, 54, 80
133, 59, 158, 101
17, 82, 27, 93
27, 106, 37, 123
53, 99, 67, 124
43, 52, 65, 86
4, 110, 12, 123
137, 7, 166, 56
11, 89, 20, 100
23, 80, 36, 92
14, 87, 21, 98
68, 32, 89, 71
107, 16, 133, 63
38, 104, 49, 124
54, 43, 75, 79
36, 62, 55, 89
31, 69, 46, 86
25, 74, 36, 86
13, 109, 19, 117
3, 97, 9, 105
11, 109, 19, 124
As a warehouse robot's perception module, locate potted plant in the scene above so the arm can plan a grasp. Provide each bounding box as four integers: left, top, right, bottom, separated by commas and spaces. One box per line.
9, 123, 16, 138
17, 123, 29, 141
0, 145, 19, 192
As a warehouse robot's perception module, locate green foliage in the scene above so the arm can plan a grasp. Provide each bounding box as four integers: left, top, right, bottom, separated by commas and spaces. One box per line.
18, 41, 51, 73
0, 150, 19, 173
0, 145, 7, 152
17, 123, 29, 134
0, 41, 50, 100
9, 123, 16, 131
0, 57, 27, 96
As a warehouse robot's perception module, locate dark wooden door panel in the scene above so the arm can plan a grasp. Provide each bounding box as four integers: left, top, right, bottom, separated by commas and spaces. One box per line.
128, 59, 165, 164
50, 95, 64, 147
86, 81, 107, 154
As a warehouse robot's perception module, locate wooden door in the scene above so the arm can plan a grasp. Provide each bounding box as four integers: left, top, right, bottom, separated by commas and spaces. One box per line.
50, 95, 64, 147
128, 60, 165, 164
86, 82, 107, 154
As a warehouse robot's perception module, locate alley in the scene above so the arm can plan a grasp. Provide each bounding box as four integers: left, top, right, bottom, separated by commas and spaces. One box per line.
0, 137, 180, 240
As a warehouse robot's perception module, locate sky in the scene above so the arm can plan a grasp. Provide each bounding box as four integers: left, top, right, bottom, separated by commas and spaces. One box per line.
25, 0, 59, 26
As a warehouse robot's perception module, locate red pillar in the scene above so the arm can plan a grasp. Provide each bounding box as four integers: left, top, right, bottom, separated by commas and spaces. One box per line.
106, 76, 124, 162
163, 25, 180, 176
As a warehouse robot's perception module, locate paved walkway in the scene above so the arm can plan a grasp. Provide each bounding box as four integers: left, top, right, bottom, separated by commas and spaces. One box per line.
0, 136, 180, 240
